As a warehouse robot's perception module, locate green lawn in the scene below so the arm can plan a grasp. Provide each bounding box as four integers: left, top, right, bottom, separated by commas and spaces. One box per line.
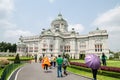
70, 59, 120, 67
67, 67, 120, 80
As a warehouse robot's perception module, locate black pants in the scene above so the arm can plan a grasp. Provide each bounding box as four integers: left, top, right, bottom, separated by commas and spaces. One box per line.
63, 66, 67, 75
53, 62, 56, 67
102, 60, 106, 66
44, 64, 48, 70
92, 69, 97, 80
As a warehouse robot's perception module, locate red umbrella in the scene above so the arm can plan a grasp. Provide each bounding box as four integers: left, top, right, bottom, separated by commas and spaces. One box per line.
85, 54, 101, 69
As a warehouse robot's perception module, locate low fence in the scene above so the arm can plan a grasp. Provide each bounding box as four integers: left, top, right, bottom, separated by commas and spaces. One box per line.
0, 63, 21, 80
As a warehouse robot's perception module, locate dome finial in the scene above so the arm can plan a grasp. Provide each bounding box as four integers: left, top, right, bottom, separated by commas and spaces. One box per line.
96, 27, 99, 30
57, 12, 63, 19
58, 12, 62, 17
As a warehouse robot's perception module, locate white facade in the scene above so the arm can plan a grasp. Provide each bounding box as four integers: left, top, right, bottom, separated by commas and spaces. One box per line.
17, 14, 109, 59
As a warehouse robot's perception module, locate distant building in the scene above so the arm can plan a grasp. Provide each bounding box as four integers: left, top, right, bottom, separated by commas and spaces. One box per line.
17, 13, 109, 59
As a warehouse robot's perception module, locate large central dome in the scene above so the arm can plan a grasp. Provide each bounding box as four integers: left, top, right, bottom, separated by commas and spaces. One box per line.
51, 13, 68, 32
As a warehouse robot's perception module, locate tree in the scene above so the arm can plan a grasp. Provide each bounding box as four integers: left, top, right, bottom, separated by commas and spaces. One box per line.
12, 44, 17, 52
0, 42, 17, 52
109, 50, 115, 54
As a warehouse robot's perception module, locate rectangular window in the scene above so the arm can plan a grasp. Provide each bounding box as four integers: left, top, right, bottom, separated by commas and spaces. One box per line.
95, 44, 102, 52
42, 49, 46, 51
64, 45, 70, 52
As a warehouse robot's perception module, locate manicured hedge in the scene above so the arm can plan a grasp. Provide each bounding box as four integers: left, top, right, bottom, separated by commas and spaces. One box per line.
70, 62, 120, 73
70, 65, 120, 78
100, 66, 120, 73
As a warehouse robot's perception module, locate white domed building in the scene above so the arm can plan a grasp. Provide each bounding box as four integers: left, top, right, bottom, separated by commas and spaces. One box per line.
17, 14, 109, 59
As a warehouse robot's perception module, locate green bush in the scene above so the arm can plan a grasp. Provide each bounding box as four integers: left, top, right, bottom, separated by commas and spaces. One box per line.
81, 54, 85, 60
109, 56, 114, 60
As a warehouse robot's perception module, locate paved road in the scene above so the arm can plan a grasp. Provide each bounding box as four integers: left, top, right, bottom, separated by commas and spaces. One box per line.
16, 63, 92, 80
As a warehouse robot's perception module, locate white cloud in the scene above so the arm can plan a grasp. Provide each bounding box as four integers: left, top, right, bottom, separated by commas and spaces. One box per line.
0, 0, 36, 43
93, 6, 120, 31
0, 0, 14, 29
48, 0, 55, 3
0, 0, 14, 19
0, 20, 16, 29
93, 6, 120, 51
68, 24, 85, 33
4, 30, 35, 42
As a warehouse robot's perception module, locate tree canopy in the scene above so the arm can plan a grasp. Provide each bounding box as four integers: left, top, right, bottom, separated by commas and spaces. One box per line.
0, 42, 16, 53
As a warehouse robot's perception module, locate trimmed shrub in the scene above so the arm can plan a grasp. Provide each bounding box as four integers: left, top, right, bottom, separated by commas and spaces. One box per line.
14, 54, 20, 64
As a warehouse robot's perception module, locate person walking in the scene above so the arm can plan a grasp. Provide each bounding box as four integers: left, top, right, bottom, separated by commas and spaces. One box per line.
34, 54, 37, 63
101, 53, 107, 66
41, 55, 51, 72
92, 69, 98, 80
50, 55, 54, 68
56, 55, 63, 77
52, 56, 56, 68
63, 55, 70, 76
85, 54, 101, 80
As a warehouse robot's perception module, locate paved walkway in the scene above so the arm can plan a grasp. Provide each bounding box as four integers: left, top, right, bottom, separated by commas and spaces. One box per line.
16, 63, 92, 80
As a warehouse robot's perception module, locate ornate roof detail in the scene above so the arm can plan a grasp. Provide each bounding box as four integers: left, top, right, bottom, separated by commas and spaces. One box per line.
41, 29, 54, 36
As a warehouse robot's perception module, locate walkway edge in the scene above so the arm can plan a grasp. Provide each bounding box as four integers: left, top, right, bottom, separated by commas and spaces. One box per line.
14, 67, 23, 80
7, 67, 19, 80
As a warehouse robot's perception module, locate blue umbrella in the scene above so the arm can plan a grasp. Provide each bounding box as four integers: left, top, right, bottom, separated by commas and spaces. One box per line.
85, 54, 101, 69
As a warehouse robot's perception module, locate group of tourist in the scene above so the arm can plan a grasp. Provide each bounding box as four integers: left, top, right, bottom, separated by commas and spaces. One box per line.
34, 53, 107, 80
41, 54, 70, 77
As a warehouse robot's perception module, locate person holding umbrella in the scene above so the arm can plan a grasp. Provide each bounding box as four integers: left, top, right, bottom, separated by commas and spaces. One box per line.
85, 54, 101, 80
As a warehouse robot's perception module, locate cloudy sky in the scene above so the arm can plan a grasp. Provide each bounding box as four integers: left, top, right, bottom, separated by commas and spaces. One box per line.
0, 0, 120, 51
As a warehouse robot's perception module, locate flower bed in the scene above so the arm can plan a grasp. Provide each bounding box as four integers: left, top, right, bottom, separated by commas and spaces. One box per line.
70, 62, 120, 73
100, 66, 120, 73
